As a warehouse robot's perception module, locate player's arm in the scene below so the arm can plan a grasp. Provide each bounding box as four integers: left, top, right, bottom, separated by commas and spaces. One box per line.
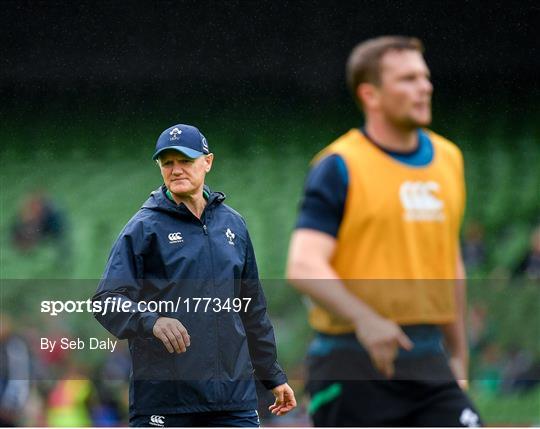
286, 229, 412, 378
287, 154, 411, 377
441, 248, 469, 389
286, 229, 371, 323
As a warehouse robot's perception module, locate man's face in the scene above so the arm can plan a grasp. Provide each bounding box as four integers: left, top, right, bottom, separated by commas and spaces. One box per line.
159, 150, 213, 197
375, 49, 433, 128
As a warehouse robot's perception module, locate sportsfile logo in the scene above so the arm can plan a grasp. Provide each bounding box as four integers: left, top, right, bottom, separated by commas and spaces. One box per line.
169, 127, 182, 141
149, 415, 165, 427
399, 180, 445, 222
168, 232, 183, 243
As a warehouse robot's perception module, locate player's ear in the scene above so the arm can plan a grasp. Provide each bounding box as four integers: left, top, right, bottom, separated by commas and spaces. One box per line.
357, 83, 379, 110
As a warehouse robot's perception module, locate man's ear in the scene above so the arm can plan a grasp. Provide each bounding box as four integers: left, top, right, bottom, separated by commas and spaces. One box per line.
357, 83, 379, 110
205, 154, 214, 173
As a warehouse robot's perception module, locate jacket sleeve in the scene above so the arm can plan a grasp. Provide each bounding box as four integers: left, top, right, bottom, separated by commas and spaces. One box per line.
92, 220, 160, 340
240, 229, 288, 390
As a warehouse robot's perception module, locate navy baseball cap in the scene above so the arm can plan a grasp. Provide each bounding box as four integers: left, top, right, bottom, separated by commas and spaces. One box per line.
152, 124, 210, 160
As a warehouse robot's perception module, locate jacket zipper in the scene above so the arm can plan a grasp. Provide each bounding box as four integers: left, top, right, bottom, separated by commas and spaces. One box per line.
201, 217, 221, 401
176, 197, 222, 401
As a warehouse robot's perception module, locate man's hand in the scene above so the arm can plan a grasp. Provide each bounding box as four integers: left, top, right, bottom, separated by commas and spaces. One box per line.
354, 313, 413, 378
268, 383, 297, 416
152, 317, 190, 353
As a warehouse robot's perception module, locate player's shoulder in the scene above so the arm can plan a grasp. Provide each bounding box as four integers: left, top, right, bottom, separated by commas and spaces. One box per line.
312, 129, 360, 165
425, 129, 463, 160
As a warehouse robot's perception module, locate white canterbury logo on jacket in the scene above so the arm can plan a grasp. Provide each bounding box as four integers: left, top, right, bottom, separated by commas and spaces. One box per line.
168, 232, 183, 243
149, 415, 165, 427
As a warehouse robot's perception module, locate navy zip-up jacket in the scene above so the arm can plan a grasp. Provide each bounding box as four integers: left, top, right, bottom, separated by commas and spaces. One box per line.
93, 185, 287, 416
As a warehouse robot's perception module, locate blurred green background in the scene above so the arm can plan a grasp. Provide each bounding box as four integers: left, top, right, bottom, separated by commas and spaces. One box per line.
1, 100, 539, 424
2, 101, 538, 278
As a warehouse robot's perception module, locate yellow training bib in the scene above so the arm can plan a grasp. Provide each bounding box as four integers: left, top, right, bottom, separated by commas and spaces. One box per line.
308, 129, 465, 333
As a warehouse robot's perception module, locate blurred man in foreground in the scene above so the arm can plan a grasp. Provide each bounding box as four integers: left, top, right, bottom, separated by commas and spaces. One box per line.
94, 124, 295, 427
287, 36, 482, 426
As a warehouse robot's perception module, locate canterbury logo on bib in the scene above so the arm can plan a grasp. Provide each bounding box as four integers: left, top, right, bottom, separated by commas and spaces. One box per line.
399, 181, 445, 222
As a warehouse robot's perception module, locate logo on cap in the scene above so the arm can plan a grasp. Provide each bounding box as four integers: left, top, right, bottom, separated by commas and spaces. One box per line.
169, 127, 182, 141
202, 137, 209, 153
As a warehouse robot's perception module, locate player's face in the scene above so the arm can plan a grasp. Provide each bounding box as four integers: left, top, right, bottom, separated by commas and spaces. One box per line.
377, 49, 433, 128
159, 150, 213, 198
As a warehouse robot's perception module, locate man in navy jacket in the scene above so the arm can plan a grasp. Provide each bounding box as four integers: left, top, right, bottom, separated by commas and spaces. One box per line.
93, 124, 296, 427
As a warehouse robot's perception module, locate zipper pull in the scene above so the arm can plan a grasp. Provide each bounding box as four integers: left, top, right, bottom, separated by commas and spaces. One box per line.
203, 224, 208, 235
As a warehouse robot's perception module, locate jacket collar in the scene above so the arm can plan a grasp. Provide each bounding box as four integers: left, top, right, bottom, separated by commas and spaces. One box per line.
142, 184, 225, 217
